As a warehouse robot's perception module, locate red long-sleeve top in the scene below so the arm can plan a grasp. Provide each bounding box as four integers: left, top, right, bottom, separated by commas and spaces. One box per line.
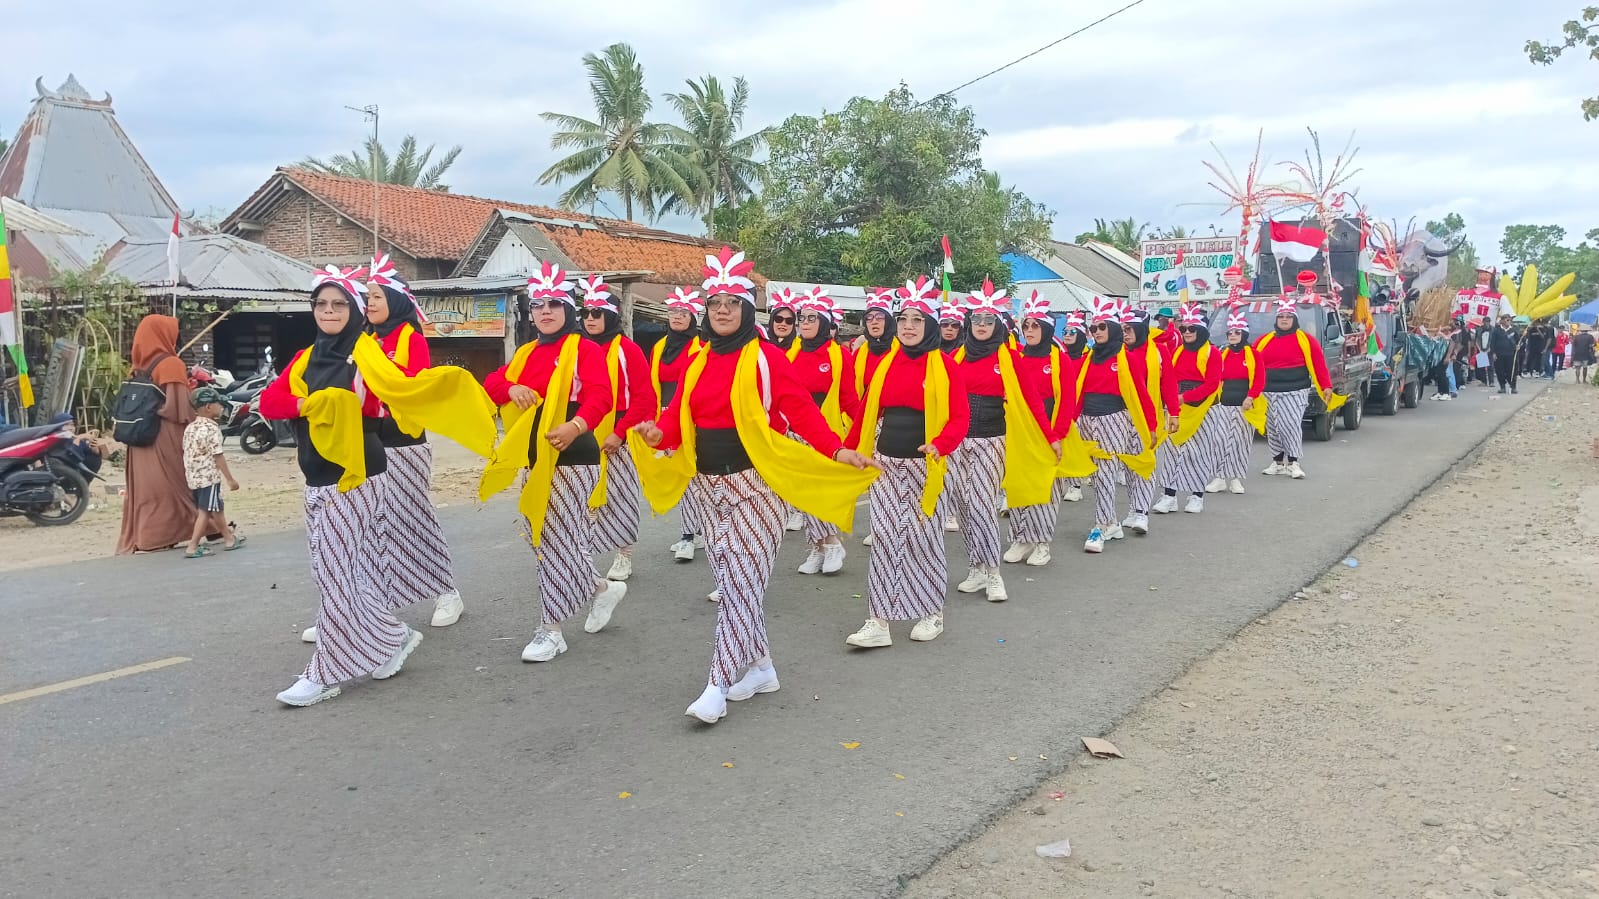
1066, 350, 1158, 433
652, 338, 699, 389
959, 346, 1054, 437
1217, 346, 1266, 400
259, 349, 385, 419
1254, 329, 1331, 390
788, 342, 860, 418
1016, 350, 1070, 439
259, 347, 389, 487
1170, 343, 1223, 405
1129, 341, 1181, 418
844, 353, 970, 457
484, 336, 613, 429
379, 326, 429, 375
656, 340, 844, 458
592, 335, 656, 438
851, 345, 891, 413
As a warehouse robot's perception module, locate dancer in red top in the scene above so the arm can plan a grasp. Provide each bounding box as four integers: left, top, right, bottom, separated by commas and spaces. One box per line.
1056, 311, 1089, 504
483, 261, 624, 664
849, 287, 899, 406
939, 302, 966, 356
577, 274, 655, 582
652, 287, 706, 562
1004, 293, 1071, 567
1205, 307, 1266, 495
1254, 296, 1332, 479
1123, 307, 1180, 536
1151, 303, 1223, 515
785, 286, 859, 575
841, 284, 969, 648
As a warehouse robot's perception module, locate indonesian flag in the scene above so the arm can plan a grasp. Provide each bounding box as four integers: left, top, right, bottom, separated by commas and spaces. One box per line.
1269, 221, 1328, 264
167, 213, 181, 288
0, 206, 32, 407
1172, 248, 1189, 304
940, 234, 953, 306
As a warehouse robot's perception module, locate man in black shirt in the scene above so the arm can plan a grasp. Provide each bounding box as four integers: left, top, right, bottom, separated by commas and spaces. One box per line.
1488, 314, 1521, 394
1572, 327, 1596, 384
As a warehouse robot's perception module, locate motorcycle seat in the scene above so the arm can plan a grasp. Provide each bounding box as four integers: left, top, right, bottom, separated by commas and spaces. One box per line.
0, 424, 63, 450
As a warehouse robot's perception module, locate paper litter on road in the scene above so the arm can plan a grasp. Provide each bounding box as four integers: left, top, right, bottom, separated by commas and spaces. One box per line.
1035, 839, 1072, 858
1081, 737, 1123, 758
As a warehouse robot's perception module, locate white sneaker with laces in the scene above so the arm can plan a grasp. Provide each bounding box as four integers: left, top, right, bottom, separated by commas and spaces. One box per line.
985, 569, 1008, 602
956, 566, 986, 593
430, 591, 464, 627
1003, 541, 1033, 563
1287, 462, 1306, 480
1262, 461, 1284, 476
944, 517, 961, 532
584, 580, 627, 633
276, 677, 340, 707
672, 539, 695, 562
821, 543, 846, 574
845, 618, 892, 648
1084, 527, 1106, 553
862, 533, 874, 546
727, 665, 780, 700
372, 627, 422, 680
1104, 524, 1126, 540
1183, 495, 1204, 514
798, 548, 824, 575
605, 554, 633, 581
910, 615, 944, 642
693, 535, 705, 549
1152, 494, 1179, 514
521, 628, 568, 662
1205, 477, 1226, 494
707, 588, 722, 602
1228, 479, 1246, 495
300, 626, 318, 643
1062, 485, 1083, 502
685, 683, 728, 723
784, 511, 804, 532
1124, 513, 1150, 535
1025, 544, 1052, 566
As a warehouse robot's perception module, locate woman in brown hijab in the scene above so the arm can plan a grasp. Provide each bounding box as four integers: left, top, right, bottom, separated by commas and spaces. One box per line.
115, 315, 197, 553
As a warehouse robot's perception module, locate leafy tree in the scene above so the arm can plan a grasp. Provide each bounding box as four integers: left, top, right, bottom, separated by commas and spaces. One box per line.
538, 42, 695, 222
660, 76, 772, 238
1424, 212, 1482, 290
0, 131, 8, 159
1500, 224, 1568, 270
1525, 7, 1599, 120
1151, 225, 1190, 240
1075, 217, 1149, 256
739, 85, 1052, 287
299, 135, 462, 191
1539, 229, 1599, 300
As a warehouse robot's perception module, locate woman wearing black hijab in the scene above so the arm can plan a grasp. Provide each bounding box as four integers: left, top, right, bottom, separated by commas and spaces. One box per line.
1004, 296, 1071, 567
1056, 312, 1089, 503
939, 304, 966, 355
652, 289, 706, 562
1151, 304, 1223, 515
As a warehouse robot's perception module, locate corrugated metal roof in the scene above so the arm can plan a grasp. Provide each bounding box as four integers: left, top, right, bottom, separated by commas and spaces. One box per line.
411, 271, 653, 294
1016, 279, 1099, 312
1048, 241, 1139, 297
0, 196, 81, 234
764, 281, 870, 311
103, 233, 316, 298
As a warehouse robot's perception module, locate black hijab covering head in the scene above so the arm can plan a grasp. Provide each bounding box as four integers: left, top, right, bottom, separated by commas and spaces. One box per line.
659, 313, 699, 364
703, 297, 759, 354
1089, 318, 1121, 365
1225, 328, 1251, 350
535, 300, 580, 345
799, 312, 837, 353
1062, 327, 1087, 359
940, 316, 966, 353
864, 310, 895, 355
372, 285, 423, 338
1182, 324, 1211, 349
1274, 309, 1300, 335
306, 283, 367, 392
898, 310, 943, 360
962, 313, 1006, 360
1021, 317, 1057, 358
1124, 317, 1151, 350
581, 308, 624, 346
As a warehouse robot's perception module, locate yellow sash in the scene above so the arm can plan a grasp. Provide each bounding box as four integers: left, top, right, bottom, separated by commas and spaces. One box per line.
855, 346, 951, 517
389, 322, 414, 370
954, 347, 1064, 506
478, 335, 580, 546
1225, 346, 1269, 434
1170, 343, 1217, 446
649, 336, 703, 412
1073, 348, 1157, 479
1256, 330, 1347, 412
632, 343, 877, 530
579, 338, 625, 509
1141, 341, 1170, 446
853, 339, 898, 398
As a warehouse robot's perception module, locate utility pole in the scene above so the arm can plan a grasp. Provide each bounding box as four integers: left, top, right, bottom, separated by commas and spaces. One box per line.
346, 104, 379, 256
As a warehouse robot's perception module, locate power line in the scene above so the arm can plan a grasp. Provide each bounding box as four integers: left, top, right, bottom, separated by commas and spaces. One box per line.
918, 0, 1153, 106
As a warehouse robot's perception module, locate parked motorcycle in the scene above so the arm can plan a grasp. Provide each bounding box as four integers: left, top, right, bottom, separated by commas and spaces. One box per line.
0, 419, 96, 526
193, 360, 280, 455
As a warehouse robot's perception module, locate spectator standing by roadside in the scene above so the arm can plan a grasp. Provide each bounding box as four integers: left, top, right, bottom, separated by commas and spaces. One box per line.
1431, 325, 1458, 401
1550, 326, 1569, 379
115, 315, 198, 554
1572, 327, 1596, 384
1523, 321, 1548, 377
181, 386, 242, 558
1489, 314, 1520, 394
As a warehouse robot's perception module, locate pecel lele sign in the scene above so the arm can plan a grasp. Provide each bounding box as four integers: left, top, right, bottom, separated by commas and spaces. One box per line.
1139, 236, 1240, 302
417, 294, 507, 338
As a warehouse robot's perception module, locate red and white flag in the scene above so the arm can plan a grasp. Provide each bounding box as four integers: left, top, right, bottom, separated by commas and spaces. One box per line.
166, 213, 181, 287
1268, 221, 1328, 264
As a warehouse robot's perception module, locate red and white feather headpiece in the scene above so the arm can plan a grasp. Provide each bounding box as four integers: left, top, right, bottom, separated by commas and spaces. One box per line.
1020, 291, 1051, 323
1089, 295, 1120, 324
528, 260, 576, 303
898, 275, 941, 310
865, 287, 895, 315
1226, 308, 1250, 332
702, 246, 756, 302
938, 302, 965, 324
1063, 310, 1087, 334
798, 285, 836, 322
898, 286, 939, 318
767, 287, 798, 313
966, 278, 1008, 316
578, 274, 616, 313
666, 287, 704, 316
312, 264, 368, 311
367, 254, 427, 322
1177, 303, 1206, 327
1274, 296, 1299, 316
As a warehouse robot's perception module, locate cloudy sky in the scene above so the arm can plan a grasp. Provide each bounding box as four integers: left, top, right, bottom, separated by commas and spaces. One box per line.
6, 0, 1595, 263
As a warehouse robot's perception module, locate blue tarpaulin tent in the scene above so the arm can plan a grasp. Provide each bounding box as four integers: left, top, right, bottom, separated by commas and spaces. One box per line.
1569, 298, 1599, 326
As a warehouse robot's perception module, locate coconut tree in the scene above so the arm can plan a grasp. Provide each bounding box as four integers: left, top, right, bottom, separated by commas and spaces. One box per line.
1076, 217, 1150, 256
538, 42, 694, 221
299, 135, 462, 191
660, 75, 772, 236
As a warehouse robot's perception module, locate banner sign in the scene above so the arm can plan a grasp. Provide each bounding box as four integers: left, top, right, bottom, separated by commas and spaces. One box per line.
418, 294, 507, 338
1139, 237, 1240, 302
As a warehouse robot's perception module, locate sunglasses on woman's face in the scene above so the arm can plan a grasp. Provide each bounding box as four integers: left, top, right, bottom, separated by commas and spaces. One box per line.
895, 314, 927, 326
970, 314, 998, 326
530, 300, 566, 311
1179, 325, 1198, 334
705, 297, 741, 310
581, 309, 607, 319
1090, 322, 1111, 332
797, 313, 822, 324
771, 314, 795, 325
312, 299, 349, 311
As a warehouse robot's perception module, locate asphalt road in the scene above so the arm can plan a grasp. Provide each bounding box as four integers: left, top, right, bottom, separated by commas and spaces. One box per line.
0, 380, 1544, 899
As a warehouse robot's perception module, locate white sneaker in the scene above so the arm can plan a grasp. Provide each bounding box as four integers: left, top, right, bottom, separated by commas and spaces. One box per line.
605, 554, 633, 581
821, 543, 846, 574
1183, 495, 1204, 514
300, 626, 318, 643
1084, 527, 1106, 553
956, 566, 986, 593
944, 517, 961, 532
1025, 544, 1052, 566
910, 615, 944, 642
1287, 462, 1306, 480
1262, 461, 1284, 476
1003, 541, 1033, 563
862, 533, 874, 546
584, 580, 627, 633
1205, 477, 1226, 494
276, 676, 340, 707
797, 548, 824, 575
1124, 513, 1150, 535
371, 626, 422, 680
693, 535, 705, 549
521, 628, 567, 662
784, 511, 804, 532
1062, 485, 1083, 502
1228, 479, 1246, 495
1104, 524, 1126, 540
707, 588, 722, 602
671, 539, 695, 562
685, 683, 728, 723
430, 591, 464, 627
985, 569, 1008, 602
727, 665, 780, 701
1152, 494, 1179, 514
845, 618, 892, 648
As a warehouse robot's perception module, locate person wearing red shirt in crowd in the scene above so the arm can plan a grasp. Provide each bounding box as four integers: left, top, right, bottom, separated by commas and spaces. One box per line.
651, 287, 707, 562
636, 246, 876, 725
784, 287, 860, 575
938, 302, 966, 356
764, 287, 803, 533
1055, 311, 1089, 504
483, 261, 624, 664
949, 280, 1057, 602
1065, 298, 1161, 554
577, 274, 656, 583
850, 287, 899, 550
1205, 308, 1266, 495
1003, 293, 1072, 568
841, 284, 969, 648
1124, 307, 1181, 536
1254, 297, 1333, 479
1151, 303, 1224, 516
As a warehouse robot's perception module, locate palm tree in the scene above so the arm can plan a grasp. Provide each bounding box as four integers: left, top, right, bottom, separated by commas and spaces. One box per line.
539, 42, 695, 222
1076, 217, 1150, 256
660, 76, 771, 235
300, 135, 462, 191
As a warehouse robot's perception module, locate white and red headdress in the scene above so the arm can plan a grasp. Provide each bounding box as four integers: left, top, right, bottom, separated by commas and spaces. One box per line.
1177, 303, 1206, 327
528, 260, 576, 304
1274, 296, 1299, 316
367, 253, 426, 322
898, 275, 941, 310
966, 278, 1009, 316
666, 287, 704, 316
898, 285, 939, 318
798, 285, 837, 322
865, 287, 895, 316
578, 274, 617, 313
1226, 308, 1250, 332
1020, 290, 1051, 323
702, 246, 756, 302
312, 264, 368, 310
767, 287, 798, 314
1089, 295, 1121, 324
938, 302, 965, 325
1063, 310, 1087, 334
